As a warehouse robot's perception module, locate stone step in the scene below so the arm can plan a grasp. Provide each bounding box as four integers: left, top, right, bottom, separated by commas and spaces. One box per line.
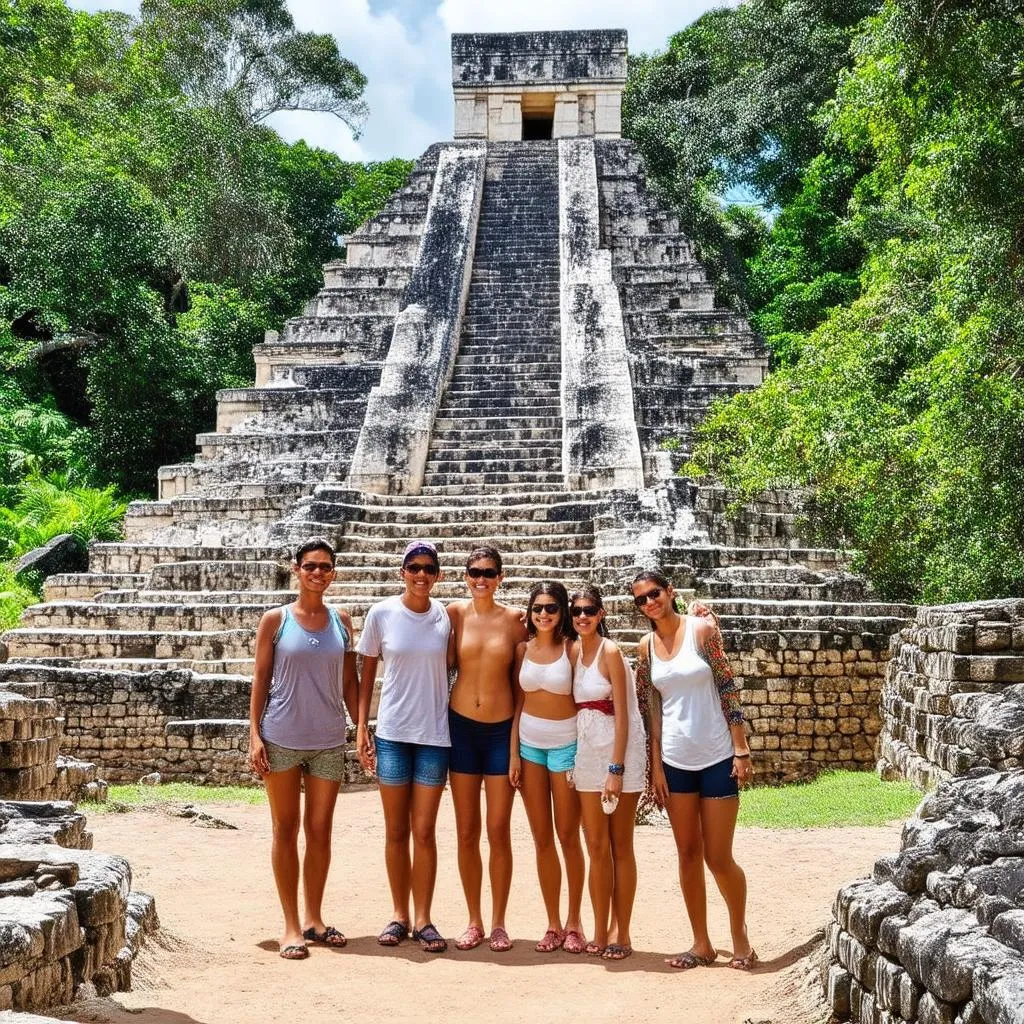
311, 287, 405, 316
424, 444, 562, 462
337, 516, 593, 539
417, 482, 569, 496
435, 395, 561, 412
429, 428, 563, 446
305, 485, 614, 509
88, 544, 291, 575
43, 573, 148, 602
320, 264, 412, 290
419, 471, 566, 488
335, 529, 588, 554
422, 456, 564, 475
277, 313, 395, 352
195, 430, 359, 460
702, 598, 915, 619
432, 415, 563, 432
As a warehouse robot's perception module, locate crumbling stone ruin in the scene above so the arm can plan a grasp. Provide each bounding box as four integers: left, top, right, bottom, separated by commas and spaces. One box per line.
0, 30, 915, 791
0, 694, 157, 1013
825, 601, 1024, 1024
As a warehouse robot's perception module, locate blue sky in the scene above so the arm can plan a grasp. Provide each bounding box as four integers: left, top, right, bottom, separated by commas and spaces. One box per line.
71, 0, 733, 162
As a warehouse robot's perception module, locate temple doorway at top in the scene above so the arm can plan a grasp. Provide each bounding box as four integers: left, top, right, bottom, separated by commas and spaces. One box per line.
521, 93, 555, 139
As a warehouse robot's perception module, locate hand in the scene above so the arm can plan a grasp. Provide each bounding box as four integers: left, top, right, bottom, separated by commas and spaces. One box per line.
248, 734, 269, 777
356, 724, 376, 773
652, 766, 669, 809
509, 753, 522, 790
602, 772, 623, 803
731, 754, 753, 788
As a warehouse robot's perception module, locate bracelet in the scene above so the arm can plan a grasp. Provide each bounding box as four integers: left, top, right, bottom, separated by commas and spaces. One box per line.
607, 763, 625, 776
733, 752, 751, 760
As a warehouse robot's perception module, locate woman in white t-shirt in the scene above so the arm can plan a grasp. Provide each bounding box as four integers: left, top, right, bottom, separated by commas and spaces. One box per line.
356, 540, 454, 954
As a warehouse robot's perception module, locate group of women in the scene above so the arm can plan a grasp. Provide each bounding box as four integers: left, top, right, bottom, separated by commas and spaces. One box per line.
248, 538, 757, 969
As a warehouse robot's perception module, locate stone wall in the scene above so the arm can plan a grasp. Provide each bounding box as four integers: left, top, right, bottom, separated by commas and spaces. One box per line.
879, 599, 1024, 791
824, 769, 1024, 1024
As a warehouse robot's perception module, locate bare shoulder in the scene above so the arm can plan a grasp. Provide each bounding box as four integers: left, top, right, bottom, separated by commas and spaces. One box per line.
447, 600, 468, 622
258, 606, 286, 630
603, 639, 626, 668
337, 607, 355, 631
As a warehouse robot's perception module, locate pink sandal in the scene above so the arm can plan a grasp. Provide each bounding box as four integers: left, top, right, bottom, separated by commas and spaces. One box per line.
455, 925, 485, 951
562, 929, 585, 955
489, 927, 513, 952
535, 928, 564, 952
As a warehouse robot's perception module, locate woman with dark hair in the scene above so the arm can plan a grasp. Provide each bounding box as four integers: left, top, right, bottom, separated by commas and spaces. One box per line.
355, 540, 454, 954
631, 569, 757, 971
569, 584, 645, 960
446, 545, 527, 953
248, 538, 357, 960
509, 580, 586, 954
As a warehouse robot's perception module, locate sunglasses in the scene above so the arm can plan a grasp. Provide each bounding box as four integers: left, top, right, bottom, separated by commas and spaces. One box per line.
531, 602, 560, 615
404, 562, 439, 576
466, 567, 499, 579
633, 587, 664, 607
571, 604, 600, 617
300, 561, 334, 573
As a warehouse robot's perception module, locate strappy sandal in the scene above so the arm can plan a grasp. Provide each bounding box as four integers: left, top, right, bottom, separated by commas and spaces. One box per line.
602, 944, 632, 961
489, 927, 512, 952
278, 943, 309, 960
667, 950, 716, 969
455, 925, 485, 951
303, 925, 347, 947
377, 920, 410, 947
585, 941, 605, 956
412, 923, 448, 953
727, 949, 759, 970
535, 928, 564, 952
562, 929, 585, 955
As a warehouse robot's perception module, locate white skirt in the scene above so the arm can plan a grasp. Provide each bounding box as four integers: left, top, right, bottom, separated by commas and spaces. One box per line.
574, 708, 646, 793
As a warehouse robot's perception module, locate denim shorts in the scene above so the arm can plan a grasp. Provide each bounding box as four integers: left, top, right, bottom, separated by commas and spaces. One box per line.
263, 740, 347, 782
662, 755, 739, 799
449, 709, 512, 776
375, 735, 449, 788
520, 740, 577, 773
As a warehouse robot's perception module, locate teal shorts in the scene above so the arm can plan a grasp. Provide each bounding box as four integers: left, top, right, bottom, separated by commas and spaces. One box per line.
520, 740, 577, 773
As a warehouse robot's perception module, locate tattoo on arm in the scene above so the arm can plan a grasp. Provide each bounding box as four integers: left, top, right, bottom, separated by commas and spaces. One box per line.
703, 627, 744, 726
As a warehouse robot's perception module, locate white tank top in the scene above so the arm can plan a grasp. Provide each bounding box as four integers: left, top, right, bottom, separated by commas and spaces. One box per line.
650, 617, 734, 771
519, 646, 573, 695
573, 639, 612, 702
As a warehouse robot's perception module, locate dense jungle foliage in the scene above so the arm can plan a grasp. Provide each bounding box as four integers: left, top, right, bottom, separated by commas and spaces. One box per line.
0, 0, 410, 624
625, 0, 1024, 602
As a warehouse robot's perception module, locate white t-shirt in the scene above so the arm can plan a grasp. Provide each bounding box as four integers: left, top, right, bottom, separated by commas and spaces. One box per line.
356, 595, 451, 747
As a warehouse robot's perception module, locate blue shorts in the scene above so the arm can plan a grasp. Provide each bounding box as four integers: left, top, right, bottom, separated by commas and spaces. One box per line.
375, 736, 449, 788
520, 740, 577, 773
449, 709, 512, 776
663, 756, 739, 799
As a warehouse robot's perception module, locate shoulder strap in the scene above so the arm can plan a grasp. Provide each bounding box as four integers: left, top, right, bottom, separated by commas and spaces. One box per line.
328, 606, 349, 648
272, 605, 290, 646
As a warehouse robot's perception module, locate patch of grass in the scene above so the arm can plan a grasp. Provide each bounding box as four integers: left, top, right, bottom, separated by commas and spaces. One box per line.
737, 771, 922, 829
91, 782, 266, 812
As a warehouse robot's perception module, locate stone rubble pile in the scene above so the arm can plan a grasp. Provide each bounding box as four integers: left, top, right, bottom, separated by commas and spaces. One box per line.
825, 768, 1024, 1024
879, 600, 1024, 791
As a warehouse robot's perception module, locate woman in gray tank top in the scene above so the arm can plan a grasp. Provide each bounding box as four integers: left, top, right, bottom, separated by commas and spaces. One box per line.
248, 539, 358, 960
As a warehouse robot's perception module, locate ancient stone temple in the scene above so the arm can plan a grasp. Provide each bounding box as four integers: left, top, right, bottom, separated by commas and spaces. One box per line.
0, 29, 915, 788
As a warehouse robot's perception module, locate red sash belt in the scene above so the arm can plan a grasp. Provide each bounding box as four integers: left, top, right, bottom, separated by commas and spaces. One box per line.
576, 699, 614, 716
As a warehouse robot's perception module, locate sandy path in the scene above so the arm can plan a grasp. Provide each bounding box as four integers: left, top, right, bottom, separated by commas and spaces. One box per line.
56, 789, 899, 1024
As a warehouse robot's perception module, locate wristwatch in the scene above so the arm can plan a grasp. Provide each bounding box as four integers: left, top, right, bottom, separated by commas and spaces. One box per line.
607, 763, 625, 776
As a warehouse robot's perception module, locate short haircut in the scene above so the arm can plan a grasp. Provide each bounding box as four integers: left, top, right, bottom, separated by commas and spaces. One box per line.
466, 545, 502, 573
294, 538, 336, 565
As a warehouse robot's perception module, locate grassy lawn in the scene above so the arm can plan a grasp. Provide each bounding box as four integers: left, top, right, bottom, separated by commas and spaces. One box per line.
92, 771, 922, 829
737, 771, 922, 829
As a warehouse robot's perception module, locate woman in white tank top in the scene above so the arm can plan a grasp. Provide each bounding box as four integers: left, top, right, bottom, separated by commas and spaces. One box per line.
632, 570, 758, 971
570, 585, 645, 961
510, 581, 587, 954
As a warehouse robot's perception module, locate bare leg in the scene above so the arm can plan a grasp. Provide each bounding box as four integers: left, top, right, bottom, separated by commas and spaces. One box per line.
300, 773, 341, 934
608, 792, 640, 950
264, 767, 303, 949
410, 782, 445, 930
378, 781, 412, 926
550, 771, 585, 935
579, 792, 612, 948
701, 797, 752, 959
519, 758, 562, 932
665, 792, 715, 961
483, 773, 515, 932
450, 771, 484, 932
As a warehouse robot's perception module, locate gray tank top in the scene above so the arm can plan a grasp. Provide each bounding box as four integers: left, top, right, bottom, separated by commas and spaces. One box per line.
260, 605, 349, 750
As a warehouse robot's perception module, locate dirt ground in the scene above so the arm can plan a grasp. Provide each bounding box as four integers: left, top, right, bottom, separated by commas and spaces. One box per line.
52, 788, 901, 1024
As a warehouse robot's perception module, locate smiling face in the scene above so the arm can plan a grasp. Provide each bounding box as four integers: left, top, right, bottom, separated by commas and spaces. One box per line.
401, 556, 440, 598
294, 546, 336, 593
570, 599, 604, 636
529, 596, 562, 635
464, 556, 501, 599
631, 579, 674, 622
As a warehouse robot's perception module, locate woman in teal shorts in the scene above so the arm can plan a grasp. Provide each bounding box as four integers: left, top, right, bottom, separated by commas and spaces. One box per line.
509, 580, 586, 954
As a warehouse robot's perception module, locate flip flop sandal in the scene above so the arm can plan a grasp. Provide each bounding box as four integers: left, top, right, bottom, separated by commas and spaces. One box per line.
603, 944, 633, 961
535, 928, 564, 953
279, 943, 309, 960
455, 925, 485, 951
489, 927, 513, 953
303, 926, 347, 947
377, 920, 410, 947
562, 929, 586, 955
667, 950, 716, 969
727, 949, 760, 970
412, 923, 448, 953
585, 941, 605, 956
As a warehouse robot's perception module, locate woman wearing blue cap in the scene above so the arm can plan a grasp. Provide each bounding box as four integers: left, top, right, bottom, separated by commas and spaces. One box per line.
356, 540, 454, 953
